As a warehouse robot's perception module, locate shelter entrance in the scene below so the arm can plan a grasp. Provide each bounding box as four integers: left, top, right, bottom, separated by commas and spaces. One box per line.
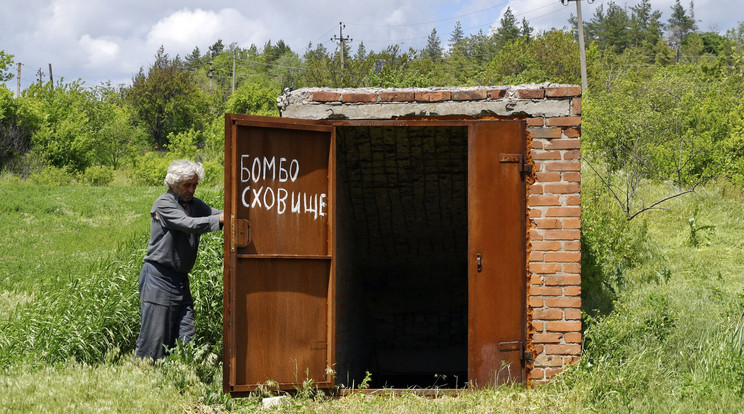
223, 115, 528, 394
335, 126, 469, 389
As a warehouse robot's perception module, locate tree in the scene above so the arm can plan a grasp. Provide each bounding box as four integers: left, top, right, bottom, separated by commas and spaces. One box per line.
449, 21, 465, 51
0, 49, 13, 82
126, 46, 209, 148
667, 0, 698, 50
629, 0, 664, 54
494, 7, 520, 48
521, 18, 534, 40
584, 2, 631, 54
423, 28, 443, 61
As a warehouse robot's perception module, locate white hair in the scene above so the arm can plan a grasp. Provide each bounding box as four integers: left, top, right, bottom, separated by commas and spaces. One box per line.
164, 159, 205, 188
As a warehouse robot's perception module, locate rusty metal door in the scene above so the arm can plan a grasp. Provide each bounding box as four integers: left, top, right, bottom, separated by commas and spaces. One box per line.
468, 120, 527, 386
223, 114, 335, 394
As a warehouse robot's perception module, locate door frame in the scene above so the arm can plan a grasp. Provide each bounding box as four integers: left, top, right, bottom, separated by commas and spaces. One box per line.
223, 115, 528, 393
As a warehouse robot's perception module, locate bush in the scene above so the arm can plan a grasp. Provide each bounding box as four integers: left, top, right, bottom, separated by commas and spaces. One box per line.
127, 152, 172, 186
81, 165, 115, 186
199, 161, 224, 187
28, 165, 75, 185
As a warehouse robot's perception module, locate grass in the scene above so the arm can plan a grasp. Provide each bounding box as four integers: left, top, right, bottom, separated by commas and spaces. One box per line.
2, 180, 744, 412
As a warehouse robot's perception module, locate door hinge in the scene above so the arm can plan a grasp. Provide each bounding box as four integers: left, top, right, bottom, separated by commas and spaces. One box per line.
498, 341, 533, 365
499, 153, 532, 177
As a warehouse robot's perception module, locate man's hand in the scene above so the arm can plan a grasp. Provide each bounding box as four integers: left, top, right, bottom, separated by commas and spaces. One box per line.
219, 212, 225, 224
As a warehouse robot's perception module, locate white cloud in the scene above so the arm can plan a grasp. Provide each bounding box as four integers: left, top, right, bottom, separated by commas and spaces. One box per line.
146, 8, 268, 54
79, 35, 120, 68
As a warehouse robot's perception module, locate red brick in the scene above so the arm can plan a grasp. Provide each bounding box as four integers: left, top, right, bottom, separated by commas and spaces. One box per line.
546, 86, 582, 97
529, 127, 562, 139
531, 263, 562, 274
544, 161, 581, 172
529, 195, 560, 207
342, 93, 377, 103
563, 150, 581, 160
564, 332, 583, 343
545, 139, 581, 150
542, 229, 581, 240
531, 241, 562, 251
546, 116, 581, 127
532, 320, 546, 331
545, 296, 582, 308
572, 97, 582, 115
534, 308, 563, 320
545, 275, 581, 287
564, 356, 581, 365
546, 320, 581, 332
488, 88, 507, 99
530, 251, 545, 262
414, 90, 451, 102
544, 183, 581, 194
545, 368, 563, 378
531, 140, 544, 149
379, 91, 414, 102
529, 229, 544, 241
545, 207, 581, 217
564, 240, 581, 250
529, 209, 543, 219
530, 297, 545, 308
529, 286, 562, 295
532, 150, 561, 160
565, 308, 582, 319
529, 368, 546, 380
452, 89, 487, 101
539, 356, 567, 367
563, 172, 581, 182
530, 274, 544, 285
535, 172, 561, 182
312, 91, 340, 102
563, 127, 580, 138
566, 196, 582, 206
517, 88, 545, 99
534, 218, 562, 229
534, 344, 545, 354
563, 219, 581, 229
533, 333, 562, 344
545, 344, 582, 355
527, 117, 544, 126
545, 252, 581, 262
564, 263, 582, 273
529, 184, 544, 194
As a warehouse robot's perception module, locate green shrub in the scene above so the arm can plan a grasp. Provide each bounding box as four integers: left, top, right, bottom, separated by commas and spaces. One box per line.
199, 160, 224, 187
127, 152, 171, 186
28, 165, 75, 185
81, 165, 115, 186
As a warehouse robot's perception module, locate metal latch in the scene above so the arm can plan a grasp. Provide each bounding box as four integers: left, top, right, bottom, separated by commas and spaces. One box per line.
498, 341, 533, 365
499, 153, 532, 176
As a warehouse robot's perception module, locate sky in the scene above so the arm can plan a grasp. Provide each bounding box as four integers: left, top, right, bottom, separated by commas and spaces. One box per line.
0, 0, 741, 92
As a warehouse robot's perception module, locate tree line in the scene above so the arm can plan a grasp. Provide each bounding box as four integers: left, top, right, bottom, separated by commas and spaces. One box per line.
0, 0, 743, 189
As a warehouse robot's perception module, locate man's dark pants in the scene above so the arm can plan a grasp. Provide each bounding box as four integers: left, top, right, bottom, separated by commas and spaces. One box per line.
135, 261, 195, 360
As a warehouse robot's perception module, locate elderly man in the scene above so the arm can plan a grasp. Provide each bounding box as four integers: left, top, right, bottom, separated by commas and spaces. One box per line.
135, 159, 224, 360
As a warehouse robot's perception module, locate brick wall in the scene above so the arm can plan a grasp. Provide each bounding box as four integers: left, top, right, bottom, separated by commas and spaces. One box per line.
280, 84, 582, 384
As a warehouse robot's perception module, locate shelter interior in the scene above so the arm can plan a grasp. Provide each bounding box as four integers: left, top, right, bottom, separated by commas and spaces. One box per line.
334, 125, 469, 389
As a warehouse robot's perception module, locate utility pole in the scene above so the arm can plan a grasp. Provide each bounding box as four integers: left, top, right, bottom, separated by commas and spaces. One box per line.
208, 61, 213, 88
17, 63, 21, 98
48, 63, 54, 90
232, 52, 236, 93
36, 67, 44, 84
562, 0, 593, 92
331, 22, 352, 70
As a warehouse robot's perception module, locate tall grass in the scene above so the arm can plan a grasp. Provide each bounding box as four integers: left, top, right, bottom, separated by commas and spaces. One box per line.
4, 181, 744, 412
0, 184, 225, 369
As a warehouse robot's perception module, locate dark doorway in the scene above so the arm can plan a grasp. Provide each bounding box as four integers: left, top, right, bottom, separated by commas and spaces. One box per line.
335, 126, 469, 389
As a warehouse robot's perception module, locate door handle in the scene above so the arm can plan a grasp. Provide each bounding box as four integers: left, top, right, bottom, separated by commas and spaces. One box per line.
476, 253, 482, 273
